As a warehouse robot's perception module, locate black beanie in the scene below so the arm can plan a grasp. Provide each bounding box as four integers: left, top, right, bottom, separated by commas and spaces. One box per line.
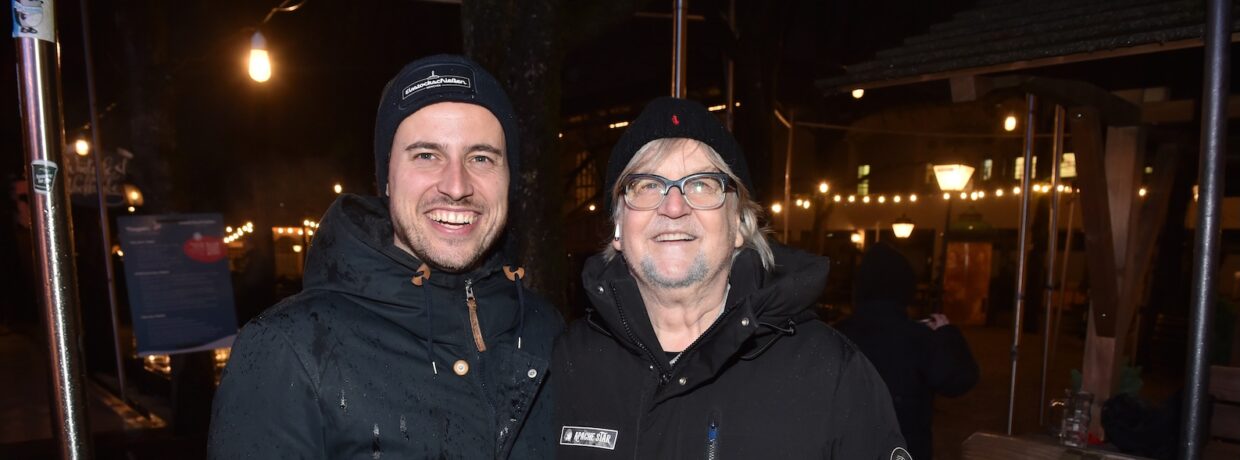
853, 241, 917, 310
603, 97, 752, 212
373, 54, 519, 195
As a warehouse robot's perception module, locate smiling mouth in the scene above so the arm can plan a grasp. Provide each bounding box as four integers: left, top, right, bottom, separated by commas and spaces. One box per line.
427, 210, 477, 228
654, 232, 696, 242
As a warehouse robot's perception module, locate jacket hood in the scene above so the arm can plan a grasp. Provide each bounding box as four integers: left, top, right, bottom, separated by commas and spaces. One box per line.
581, 241, 829, 365
302, 194, 522, 354
852, 241, 916, 319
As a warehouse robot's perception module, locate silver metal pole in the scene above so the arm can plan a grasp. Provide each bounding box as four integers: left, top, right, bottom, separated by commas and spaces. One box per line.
1182, 0, 1230, 456
13, 0, 94, 457
1050, 196, 1075, 379
1038, 104, 1065, 427
724, 0, 735, 131
774, 109, 793, 243
671, 0, 687, 98
78, 0, 129, 406
1008, 93, 1036, 435
936, 197, 954, 314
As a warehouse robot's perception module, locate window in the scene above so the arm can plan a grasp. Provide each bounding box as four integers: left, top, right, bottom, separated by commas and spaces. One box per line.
1014, 157, 1038, 180
857, 164, 870, 196
925, 163, 935, 185
1060, 153, 1077, 178
982, 159, 993, 180
573, 150, 599, 208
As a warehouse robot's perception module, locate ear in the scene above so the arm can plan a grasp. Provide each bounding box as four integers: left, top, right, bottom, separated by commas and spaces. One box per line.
611, 234, 623, 252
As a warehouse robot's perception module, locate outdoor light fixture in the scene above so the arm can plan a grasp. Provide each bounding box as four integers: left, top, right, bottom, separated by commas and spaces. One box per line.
933, 164, 975, 192
588, 204, 597, 212
892, 215, 915, 239
850, 231, 863, 243
771, 203, 783, 214
795, 198, 804, 208
851, 89, 865, 99
909, 194, 918, 202
862, 196, 871, 204
292, 244, 303, 253
1139, 187, 1148, 197
943, 192, 950, 200
848, 195, 856, 203
123, 184, 144, 207
996, 188, 1005, 197
833, 195, 841, 202
818, 181, 829, 194
893, 195, 902, 203
74, 138, 90, 156
127, 206, 135, 213
248, 31, 272, 83
1004, 115, 1017, 132
877, 195, 886, 204
1013, 186, 1021, 195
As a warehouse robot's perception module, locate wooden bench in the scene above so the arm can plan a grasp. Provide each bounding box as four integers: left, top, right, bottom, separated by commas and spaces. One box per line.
1207, 365, 1240, 459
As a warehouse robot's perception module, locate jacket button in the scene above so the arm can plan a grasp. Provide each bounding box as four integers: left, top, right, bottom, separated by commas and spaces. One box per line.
741, 318, 751, 327
527, 368, 538, 379
453, 360, 469, 376
678, 377, 687, 386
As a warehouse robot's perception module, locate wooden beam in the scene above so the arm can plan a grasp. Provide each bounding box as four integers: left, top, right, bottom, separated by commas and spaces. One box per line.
1070, 107, 1121, 337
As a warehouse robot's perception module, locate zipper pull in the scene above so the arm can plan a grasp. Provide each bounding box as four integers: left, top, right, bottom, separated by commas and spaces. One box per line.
465, 279, 487, 352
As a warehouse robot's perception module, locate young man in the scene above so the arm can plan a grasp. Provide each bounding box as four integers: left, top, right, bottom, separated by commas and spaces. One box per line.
553, 97, 908, 458
209, 54, 562, 459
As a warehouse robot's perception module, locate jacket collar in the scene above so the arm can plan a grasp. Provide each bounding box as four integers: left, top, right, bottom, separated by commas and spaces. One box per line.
581, 242, 830, 387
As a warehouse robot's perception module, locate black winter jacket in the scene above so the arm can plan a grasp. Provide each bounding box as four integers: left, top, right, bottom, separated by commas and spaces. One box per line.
208, 194, 563, 459
837, 242, 979, 460
553, 243, 908, 459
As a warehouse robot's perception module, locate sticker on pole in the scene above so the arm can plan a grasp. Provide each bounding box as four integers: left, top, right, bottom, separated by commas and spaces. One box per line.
12, 0, 55, 42
30, 159, 58, 194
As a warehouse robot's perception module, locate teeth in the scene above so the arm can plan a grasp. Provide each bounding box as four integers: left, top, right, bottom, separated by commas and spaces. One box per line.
428, 211, 476, 225
654, 233, 694, 242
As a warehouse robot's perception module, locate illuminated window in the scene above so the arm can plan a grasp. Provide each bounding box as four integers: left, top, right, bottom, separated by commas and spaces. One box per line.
1014, 157, 1038, 180
858, 164, 870, 196
1060, 153, 1077, 178
982, 159, 993, 180
573, 151, 598, 208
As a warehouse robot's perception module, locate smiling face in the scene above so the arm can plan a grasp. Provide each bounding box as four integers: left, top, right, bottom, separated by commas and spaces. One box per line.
387, 102, 508, 272
612, 139, 743, 290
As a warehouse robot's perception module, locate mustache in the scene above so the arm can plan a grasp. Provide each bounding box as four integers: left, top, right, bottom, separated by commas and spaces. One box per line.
421, 196, 482, 211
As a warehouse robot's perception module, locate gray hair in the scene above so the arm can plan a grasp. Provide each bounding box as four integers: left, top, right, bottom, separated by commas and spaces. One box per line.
602, 138, 774, 270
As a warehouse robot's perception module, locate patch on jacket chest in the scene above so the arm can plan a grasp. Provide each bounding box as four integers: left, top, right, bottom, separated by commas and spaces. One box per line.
891, 447, 913, 460
559, 426, 618, 450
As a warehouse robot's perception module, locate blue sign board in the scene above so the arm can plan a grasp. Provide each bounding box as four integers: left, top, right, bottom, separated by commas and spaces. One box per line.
117, 213, 237, 356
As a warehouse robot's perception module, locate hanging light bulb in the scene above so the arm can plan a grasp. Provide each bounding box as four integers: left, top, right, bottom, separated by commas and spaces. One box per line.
851, 89, 865, 99
249, 31, 272, 83
74, 138, 90, 156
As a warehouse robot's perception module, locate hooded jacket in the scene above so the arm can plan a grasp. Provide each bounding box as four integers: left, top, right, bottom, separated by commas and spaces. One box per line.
553, 243, 908, 459
836, 242, 979, 460
208, 194, 563, 459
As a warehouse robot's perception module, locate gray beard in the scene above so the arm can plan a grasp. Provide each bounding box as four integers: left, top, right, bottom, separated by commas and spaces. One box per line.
639, 254, 709, 289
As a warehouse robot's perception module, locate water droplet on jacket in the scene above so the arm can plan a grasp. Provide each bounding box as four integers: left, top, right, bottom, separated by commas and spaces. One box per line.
372, 423, 381, 458
340, 389, 347, 413
400, 415, 408, 440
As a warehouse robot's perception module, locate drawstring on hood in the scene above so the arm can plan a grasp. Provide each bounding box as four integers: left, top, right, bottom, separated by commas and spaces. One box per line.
304, 194, 534, 376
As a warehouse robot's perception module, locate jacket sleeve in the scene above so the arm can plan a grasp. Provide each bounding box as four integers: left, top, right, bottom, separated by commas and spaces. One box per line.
925, 324, 980, 398
827, 346, 909, 459
207, 319, 324, 459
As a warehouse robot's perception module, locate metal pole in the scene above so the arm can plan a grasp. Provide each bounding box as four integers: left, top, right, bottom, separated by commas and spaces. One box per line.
1182, 0, 1230, 457
724, 0, 735, 131
1050, 196, 1076, 377
773, 109, 794, 243
78, 0, 129, 406
1038, 104, 1065, 427
935, 197, 954, 314
671, 0, 687, 98
1008, 93, 1036, 435
13, 0, 94, 457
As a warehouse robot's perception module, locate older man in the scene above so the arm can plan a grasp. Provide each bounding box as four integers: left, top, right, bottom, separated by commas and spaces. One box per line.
553, 97, 908, 458
209, 55, 562, 459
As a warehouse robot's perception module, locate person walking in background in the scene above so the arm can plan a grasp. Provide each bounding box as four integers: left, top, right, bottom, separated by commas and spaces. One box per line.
838, 241, 979, 460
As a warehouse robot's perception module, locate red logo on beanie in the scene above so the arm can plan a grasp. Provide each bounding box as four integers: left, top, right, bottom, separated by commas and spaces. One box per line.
672, 115, 680, 125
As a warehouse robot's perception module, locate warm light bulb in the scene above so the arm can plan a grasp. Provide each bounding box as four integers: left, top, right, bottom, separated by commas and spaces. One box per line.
333, 183, 343, 194
1004, 115, 1017, 132
818, 182, 829, 194
1138, 187, 1147, 197
833, 195, 841, 202
996, 189, 1004, 197
909, 194, 918, 202
851, 89, 865, 99
248, 31, 272, 83
893, 196, 902, 203
588, 204, 597, 212
943, 193, 950, 200
877, 196, 886, 204
74, 139, 90, 156
771, 203, 783, 214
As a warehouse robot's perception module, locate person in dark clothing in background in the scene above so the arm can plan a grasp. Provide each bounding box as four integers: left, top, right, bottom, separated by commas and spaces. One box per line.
208, 55, 562, 459
838, 241, 979, 460
554, 97, 907, 459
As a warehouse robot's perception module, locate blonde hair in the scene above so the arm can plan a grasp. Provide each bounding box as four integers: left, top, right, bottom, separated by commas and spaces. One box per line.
603, 138, 774, 270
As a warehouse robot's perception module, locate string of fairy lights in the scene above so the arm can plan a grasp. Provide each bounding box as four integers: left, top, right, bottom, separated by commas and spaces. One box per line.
221, 219, 321, 245
769, 181, 1154, 214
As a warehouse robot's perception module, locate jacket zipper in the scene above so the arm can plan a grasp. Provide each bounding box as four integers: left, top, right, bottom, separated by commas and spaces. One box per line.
669, 304, 736, 373
466, 279, 487, 352
607, 284, 666, 459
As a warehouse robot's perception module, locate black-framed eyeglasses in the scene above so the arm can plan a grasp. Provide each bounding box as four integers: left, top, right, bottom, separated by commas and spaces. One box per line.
621, 172, 735, 211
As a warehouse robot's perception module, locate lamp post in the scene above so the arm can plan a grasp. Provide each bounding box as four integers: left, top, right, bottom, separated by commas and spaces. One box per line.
892, 215, 915, 239
932, 164, 975, 312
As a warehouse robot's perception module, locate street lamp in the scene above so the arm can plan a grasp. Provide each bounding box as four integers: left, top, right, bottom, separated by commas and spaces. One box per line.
932, 163, 975, 312
248, 31, 272, 83
892, 215, 915, 239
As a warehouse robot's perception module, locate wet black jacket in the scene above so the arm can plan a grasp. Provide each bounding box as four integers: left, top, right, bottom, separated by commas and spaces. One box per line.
208, 194, 563, 459
836, 242, 979, 460
553, 243, 907, 459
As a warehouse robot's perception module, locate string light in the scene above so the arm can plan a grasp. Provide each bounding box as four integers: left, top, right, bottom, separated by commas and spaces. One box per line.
848, 195, 856, 203
862, 196, 871, 204
833, 195, 842, 202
